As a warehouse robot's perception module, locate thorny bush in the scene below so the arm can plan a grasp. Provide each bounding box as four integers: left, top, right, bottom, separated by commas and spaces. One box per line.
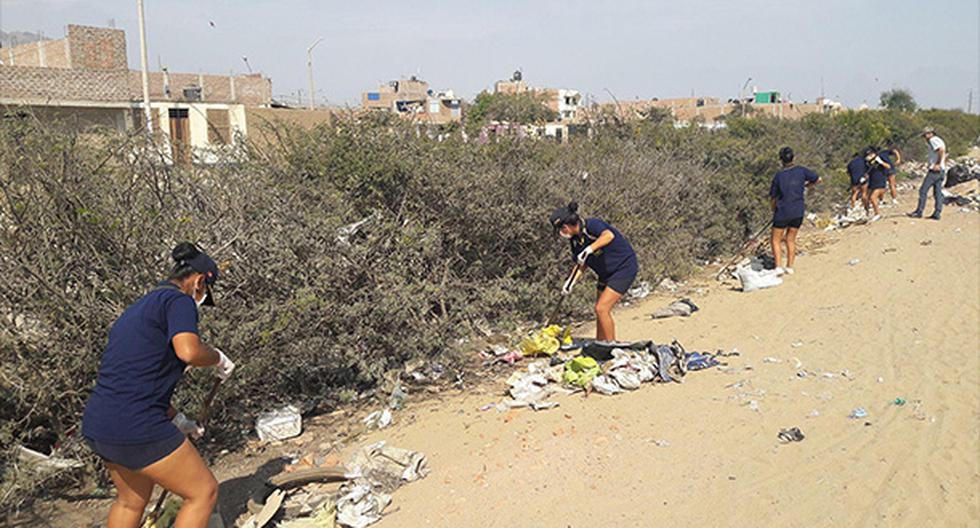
0, 107, 976, 513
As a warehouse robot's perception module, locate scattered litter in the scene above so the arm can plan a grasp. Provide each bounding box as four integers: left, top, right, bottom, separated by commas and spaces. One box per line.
920, 240, 933, 246
877, 377, 884, 383
519, 325, 572, 357
626, 281, 652, 300
278, 500, 337, 527
16, 446, 84, 473
562, 356, 600, 388
893, 397, 906, 406
256, 405, 302, 442
848, 258, 861, 266
362, 408, 393, 430
747, 400, 760, 412
821, 372, 836, 379
791, 341, 804, 348
591, 375, 623, 395
335, 484, 390, 528
735, 265, 783, 292
796, 370, 808, 378
686, 351, 721, 371
848, 407, 869, 419
808, 409, 820, 418
777, 427, 805, 443
650, 298, 700, 319
762, 356, 782, 364
652, 439, 670, 448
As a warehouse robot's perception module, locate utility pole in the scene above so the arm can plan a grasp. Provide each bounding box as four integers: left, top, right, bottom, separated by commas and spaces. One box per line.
969, 89, 974, 114
306, 37, 324, 110
136, 0, 153, 133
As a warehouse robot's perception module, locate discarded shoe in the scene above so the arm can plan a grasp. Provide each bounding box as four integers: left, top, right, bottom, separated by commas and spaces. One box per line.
777, 427, 805, 443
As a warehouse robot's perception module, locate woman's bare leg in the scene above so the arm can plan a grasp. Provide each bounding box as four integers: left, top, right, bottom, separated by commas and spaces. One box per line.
595, 287, 623, 341
140, 439, 218, 528
106, 463, 155, 528
771, 227, 786, 270
785, 227, 800, 269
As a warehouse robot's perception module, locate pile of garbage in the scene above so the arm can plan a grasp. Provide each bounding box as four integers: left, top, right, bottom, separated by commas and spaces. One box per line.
241, 441, 429, 528
945, 157, 980, 187
483, 334, 724, 412
942, 179, 980, 212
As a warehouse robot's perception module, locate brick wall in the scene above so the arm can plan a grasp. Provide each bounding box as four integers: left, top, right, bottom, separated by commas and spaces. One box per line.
3, 41, 41, 67
0, 65, 129, 102
66, 25, 127, 70
41, 39, 71, 68
128, 71, 271, 105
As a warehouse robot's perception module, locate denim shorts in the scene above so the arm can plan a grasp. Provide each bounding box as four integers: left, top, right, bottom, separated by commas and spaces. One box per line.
597, 259, 639, 295
84, 430, 185, 470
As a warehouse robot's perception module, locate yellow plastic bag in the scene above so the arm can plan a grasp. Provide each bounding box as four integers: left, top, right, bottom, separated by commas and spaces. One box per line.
519, 325, 572, 357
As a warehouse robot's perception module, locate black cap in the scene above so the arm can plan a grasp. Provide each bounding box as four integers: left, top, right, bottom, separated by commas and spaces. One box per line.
549, 202, 579, 232
779, 147, 794, 164
178, 249, 219, 306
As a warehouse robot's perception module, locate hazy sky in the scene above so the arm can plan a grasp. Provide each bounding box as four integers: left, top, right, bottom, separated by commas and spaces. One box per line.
2, 0, 978, 110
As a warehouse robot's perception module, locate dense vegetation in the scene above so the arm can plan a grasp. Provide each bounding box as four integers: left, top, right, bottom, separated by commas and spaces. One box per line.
1, 106, 976, 513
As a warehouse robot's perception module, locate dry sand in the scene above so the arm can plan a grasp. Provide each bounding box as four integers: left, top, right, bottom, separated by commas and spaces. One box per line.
347, 203, 979, 527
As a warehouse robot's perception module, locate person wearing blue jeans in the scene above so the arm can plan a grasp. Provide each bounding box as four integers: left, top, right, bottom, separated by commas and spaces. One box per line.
908, 127, 947, 220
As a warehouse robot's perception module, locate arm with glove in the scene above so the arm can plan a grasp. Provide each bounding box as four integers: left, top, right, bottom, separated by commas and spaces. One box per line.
173, 333, 235, 380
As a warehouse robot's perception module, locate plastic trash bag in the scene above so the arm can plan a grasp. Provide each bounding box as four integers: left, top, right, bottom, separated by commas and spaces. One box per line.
519, 325, 572, 357
735, 266, 783, 293
562, 356, 600, 387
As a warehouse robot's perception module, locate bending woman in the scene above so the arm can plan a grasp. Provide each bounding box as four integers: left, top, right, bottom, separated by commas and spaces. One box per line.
82, 242, 235, 528
549, 202, 638, 341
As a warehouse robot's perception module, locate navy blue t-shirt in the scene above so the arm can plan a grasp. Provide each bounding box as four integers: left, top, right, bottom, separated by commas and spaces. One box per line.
868, 151, 893, 189
570, 218, 637, 280
846, 156, 868, 186
770, 165, 820, 222
82, 283, 198, 444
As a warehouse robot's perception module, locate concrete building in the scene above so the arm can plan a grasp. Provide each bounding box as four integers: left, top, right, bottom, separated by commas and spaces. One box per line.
0, 24, 273, 163
492, 71, 582, 123
361, 76, 462, 125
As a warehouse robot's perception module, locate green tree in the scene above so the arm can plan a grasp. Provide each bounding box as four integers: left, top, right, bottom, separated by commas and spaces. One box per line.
880, 89, 918, 112
465, 91, 557, 132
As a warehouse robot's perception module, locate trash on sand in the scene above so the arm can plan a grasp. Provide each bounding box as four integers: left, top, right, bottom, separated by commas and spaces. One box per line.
626, 281, 652, 300
278, 500, 337, 527
762, 356, 782, 364
256, 405, 302, 442
920, 240, 933, 246
362, 408, 393, 429
778, 427, 805, 443
808, 409, 820, 418
650, 298, 700, 319
591, 375, 623, 395
735, 265, 783, 293
336, 216, 374, 246
848, 407, 869, 419
519, 325, 572, 357
893, 397, 907, 406
747, 400, 761, 412
16, 446, 84, 473
652, 439, 670, 448
335, 484, 390, 528
791, 341, 804, 348
561, 356, 600, 388
848, 258, 861, 266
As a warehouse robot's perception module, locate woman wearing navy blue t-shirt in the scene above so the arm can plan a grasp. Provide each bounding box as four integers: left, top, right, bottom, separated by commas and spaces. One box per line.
549, 202, 638, 341
769, 147, 821, 275
82, 243, 235, 528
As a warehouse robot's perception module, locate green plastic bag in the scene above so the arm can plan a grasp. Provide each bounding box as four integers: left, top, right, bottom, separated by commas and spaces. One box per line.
562, 356, 600, 387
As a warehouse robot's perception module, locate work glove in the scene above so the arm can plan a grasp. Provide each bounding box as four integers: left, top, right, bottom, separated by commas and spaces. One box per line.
215, 348, 236, 380
576, 245, 594, 266
172, 412, 204, 439
561, 274, 576, 296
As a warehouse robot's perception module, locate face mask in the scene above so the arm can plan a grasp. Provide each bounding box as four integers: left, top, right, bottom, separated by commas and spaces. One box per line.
193, 281, 206, 307
559, 230, 572, 239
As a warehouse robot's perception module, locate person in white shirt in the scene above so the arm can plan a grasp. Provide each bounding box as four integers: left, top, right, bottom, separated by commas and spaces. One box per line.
907, 127, 947, 220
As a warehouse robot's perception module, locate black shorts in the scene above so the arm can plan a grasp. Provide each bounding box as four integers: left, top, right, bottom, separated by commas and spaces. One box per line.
84, 429, 185, 470
772, 217, 803, 229
597, 259, 639, 295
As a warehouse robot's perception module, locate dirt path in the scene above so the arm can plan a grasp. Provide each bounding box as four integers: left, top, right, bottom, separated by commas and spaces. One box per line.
31, 197, 979, 528
344, 203, 979, 527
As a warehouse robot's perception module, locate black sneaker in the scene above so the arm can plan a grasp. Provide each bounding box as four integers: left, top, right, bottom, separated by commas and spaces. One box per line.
906, 212, 922, 218
928, 214, 941, 221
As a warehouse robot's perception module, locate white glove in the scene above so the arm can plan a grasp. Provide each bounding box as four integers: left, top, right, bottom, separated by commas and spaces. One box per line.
576, 245, 594, 266
215, 348, 235, 380
172, 412, 204, 439
561, 275, 575, 296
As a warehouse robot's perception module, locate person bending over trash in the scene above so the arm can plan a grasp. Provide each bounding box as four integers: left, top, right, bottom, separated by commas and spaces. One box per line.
846, 149, 871, 214
865, 147, 893, 222
549, 202, 638, 341
82, 242, 235, 528
769, 147, 820, 276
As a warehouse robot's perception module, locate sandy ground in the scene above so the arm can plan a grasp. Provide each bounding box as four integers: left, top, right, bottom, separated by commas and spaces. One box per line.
346, 202, 980, 527
26, 193, 980, 528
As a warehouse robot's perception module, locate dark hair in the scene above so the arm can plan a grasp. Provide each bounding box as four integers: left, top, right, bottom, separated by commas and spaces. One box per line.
549, 201, 581, 232
168, 242, 203, 281
863, 146, 878, 157
778, 147, 794, 164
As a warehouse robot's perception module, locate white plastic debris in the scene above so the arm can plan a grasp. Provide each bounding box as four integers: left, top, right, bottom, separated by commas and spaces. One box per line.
363, 408, 393, 429
255, 405, 302, 442
17, 446, 84, 473
735, 266, 783, 293
591, 375, 623, 395
762, 356, 782, 364
848, 258, 861, 266
336, 484, 390, 528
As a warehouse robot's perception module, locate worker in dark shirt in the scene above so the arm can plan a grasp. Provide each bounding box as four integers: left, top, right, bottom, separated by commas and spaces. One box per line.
865, 147, 893, 221
82, 242, 235, 528
549, 202, 638, 341
769, 147, 820, 275
846, 150, 870, 213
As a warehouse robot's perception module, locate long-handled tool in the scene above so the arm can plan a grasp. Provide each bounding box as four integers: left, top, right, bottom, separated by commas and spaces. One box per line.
546, 264, 582, 326
142, 376, 224, 527
715, 219, 773, 281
